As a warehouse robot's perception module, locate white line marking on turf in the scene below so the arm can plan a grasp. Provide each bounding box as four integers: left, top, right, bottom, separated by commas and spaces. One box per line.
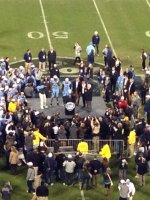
38, 0, 53, 49
80, 189, 85, 200
145, 0, 150, 7
92, 0, 117, 57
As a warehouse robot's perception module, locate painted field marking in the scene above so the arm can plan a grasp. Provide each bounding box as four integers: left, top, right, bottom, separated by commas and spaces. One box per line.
145, 31, 150, 37
38, 0, 53, 49
27, 31, 44, 39
145, 0, 150, 7
52, 31, 69, 39
92, 0, 117, 57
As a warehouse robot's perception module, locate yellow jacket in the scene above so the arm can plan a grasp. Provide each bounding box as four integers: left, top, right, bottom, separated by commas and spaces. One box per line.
128, 130, 136, 145
77, 141, 88, 154
8, 102, 18, 113
33, 130, 46, 145
99, 144, 111, 159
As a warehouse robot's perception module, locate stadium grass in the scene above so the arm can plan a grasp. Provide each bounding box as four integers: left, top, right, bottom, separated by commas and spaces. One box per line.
0, 155, 150, 200
0, 0, 149, 74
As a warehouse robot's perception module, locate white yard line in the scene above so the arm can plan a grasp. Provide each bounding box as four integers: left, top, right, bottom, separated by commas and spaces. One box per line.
92, 0, 117, 57
80, 189, 85, 200
145, 0, 150, 7
39, 0, 53, 49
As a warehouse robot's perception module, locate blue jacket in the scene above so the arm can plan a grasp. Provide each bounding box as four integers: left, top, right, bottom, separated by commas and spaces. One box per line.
86, 42, 95, 55
38, 50, 46, 62
92, 35, 100, 45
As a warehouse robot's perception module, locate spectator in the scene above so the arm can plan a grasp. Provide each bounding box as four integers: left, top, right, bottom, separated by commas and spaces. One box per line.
1, 181, 12, 200
35, 181, 49, 200
90, 156, 102, 187
63, 154, 76, 186
118, 179, 129, 200
26, 162, 35, 194
9, 146, 19, 174
43, 153, 57, 186
126, 179, 135, 200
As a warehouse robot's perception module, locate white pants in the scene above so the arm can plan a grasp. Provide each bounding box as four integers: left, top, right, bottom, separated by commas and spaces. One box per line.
39, 93, 47, 109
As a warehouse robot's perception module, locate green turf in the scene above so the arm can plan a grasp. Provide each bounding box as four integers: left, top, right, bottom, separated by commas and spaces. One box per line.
0, 0, 150, 199
0, 0, 149, 73
0, 156, 150, 200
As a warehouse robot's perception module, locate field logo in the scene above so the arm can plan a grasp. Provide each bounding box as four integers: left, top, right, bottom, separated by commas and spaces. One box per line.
52, 31, 68, 39
27, 32, 44, 39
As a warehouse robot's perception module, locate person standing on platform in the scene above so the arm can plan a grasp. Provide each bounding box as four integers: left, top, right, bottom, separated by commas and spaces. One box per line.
50, 75, 60, 106
92, 31, 100, 56
84, 83, 93, 112
38, 48, 46, 71
37, 83, 48, 110
72, 77, 82, 105
62, 78, 72, 104
23, 49, 32, 72
48, 48, 57, 72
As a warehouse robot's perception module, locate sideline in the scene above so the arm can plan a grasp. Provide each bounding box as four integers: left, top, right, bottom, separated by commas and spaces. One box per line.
92, 0, 117, 57
145, 0, 150, 7
38, 0, 53, 49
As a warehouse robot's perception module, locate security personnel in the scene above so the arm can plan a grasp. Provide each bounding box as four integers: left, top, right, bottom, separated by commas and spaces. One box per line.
99, 143, 111, 161
77, 139, 88, 154
92, 31, 100, 56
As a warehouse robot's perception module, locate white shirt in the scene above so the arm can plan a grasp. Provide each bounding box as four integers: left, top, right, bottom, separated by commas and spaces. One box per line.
127, 182, 135, 197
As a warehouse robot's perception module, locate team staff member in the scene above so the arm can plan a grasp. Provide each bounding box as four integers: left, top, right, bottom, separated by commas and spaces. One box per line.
23, 49, 32, 72
38, 48, 46, 71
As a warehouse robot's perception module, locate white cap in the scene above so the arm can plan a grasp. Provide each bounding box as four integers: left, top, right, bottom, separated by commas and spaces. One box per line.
65, 78, 69, 82
120, 179, 126, 184
47, 116, 51, 120
34, 111, 39, 116
27, 162, 33, 166
126, 179, 130, 184
53, 75, 58, 79
146, 95, 150, 98
54, 64, 57, 67
48, 153, 53, 158
94, 31, 98, 35
68, 154, 72, 159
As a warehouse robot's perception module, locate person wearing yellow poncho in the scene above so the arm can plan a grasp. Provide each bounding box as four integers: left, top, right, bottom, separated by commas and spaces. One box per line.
99, 143, 111, 160
128, 129, 136, 158
33, 128, 46, 147
77, 139, 88, 154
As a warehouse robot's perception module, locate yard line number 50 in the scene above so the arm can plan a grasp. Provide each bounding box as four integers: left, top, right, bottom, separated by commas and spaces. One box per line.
27, 31, 69, 39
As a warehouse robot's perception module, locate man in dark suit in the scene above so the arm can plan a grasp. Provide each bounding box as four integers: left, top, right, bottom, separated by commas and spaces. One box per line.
48, 49, 57, 71
38, 48, 46, 71
23, 49, 32, 72
128, 78, 136, 104
84, 83, 93, 112
50, 64, 60, 78
72, 77, 82, 105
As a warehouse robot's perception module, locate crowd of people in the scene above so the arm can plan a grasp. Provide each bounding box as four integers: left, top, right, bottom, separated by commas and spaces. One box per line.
0, 30, 150, 200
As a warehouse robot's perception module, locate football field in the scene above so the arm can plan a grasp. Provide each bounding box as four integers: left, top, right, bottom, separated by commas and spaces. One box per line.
0, 0, 150, 71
